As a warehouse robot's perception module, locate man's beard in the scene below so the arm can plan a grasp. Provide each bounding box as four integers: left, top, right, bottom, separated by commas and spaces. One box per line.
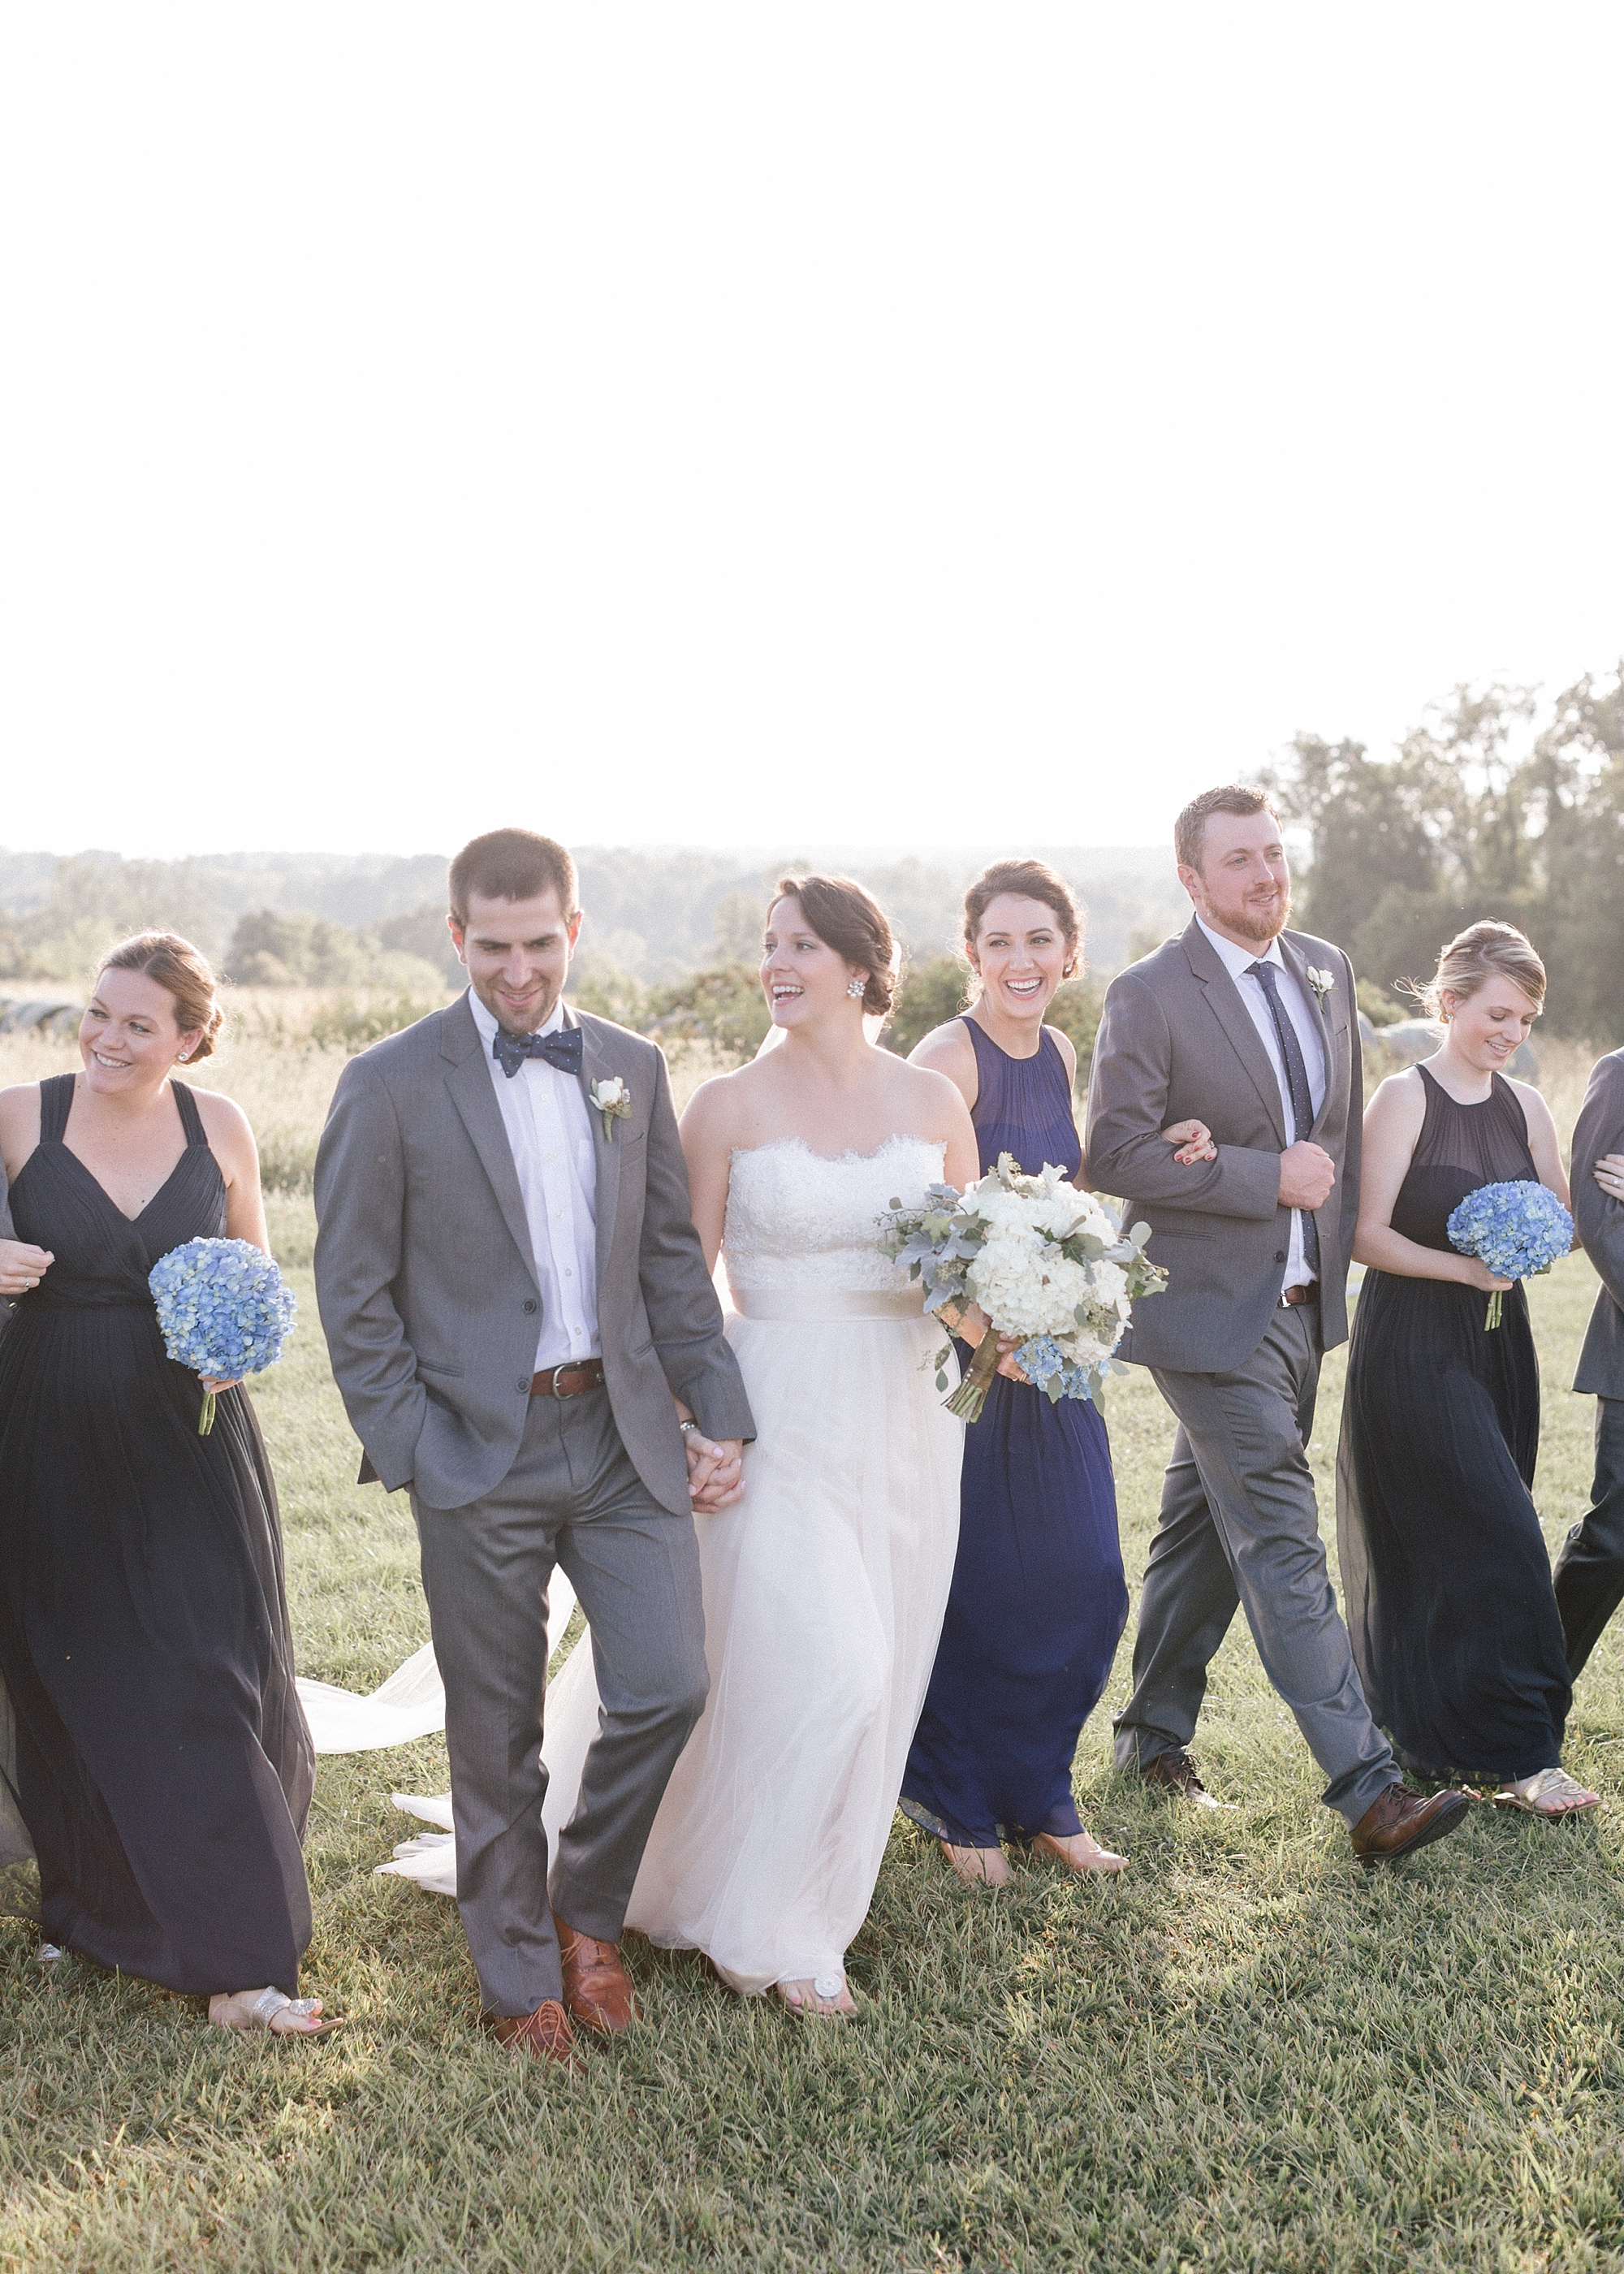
1225, 884, 1291, 945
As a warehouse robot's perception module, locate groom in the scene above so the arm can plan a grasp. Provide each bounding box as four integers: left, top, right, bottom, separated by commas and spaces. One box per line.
1086, 785, 1468, 1863
315, 828, 754, 2063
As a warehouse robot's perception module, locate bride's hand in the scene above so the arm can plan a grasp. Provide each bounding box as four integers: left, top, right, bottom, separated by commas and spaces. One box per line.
1161, 1118, 1216, 1165
1594, 1153, 1624, 1201
952, 1303, 1030, 1383
0, 1239, 54, 1296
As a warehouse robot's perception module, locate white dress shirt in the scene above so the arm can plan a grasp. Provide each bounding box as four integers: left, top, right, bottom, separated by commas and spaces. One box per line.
1196, 918, 1328, 1294
467, 987, 601, 1370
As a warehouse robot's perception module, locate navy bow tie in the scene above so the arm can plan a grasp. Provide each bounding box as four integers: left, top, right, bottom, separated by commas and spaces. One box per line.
491, 1024, 583, 1079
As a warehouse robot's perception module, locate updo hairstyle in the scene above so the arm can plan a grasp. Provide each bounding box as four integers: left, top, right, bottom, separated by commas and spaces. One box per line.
962, 858, 1082, 982
94, 932, 226, 1061
773, 875, 897, 1018
1405, 920, 1546, 1024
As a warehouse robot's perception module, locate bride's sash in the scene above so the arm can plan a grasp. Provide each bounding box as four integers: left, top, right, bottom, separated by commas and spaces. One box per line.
728, 1286, 927, 1323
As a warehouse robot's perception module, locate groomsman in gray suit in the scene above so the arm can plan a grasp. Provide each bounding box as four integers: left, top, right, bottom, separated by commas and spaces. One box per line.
1552, 1049, 1624, 1674
315, 828, 754, 2063
1086, 785, 1467, 1862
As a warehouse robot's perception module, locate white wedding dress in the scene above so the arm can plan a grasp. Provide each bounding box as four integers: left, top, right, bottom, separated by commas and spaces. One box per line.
384, 1133, 965, 1998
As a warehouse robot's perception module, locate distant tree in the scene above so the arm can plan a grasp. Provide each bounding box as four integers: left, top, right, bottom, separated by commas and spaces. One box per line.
642, 965, 771, 1065
883, 954, 970, 1057
371, 901, 465, 985
1275, 667, 1624, 1044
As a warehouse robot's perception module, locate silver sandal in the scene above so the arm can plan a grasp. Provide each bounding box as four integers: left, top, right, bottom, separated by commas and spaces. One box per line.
1492, 1766, 1601, 1817
240, 1987, 335, 2033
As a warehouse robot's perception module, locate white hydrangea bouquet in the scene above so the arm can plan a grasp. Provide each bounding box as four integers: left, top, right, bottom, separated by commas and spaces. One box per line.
878, 1152, 1167, 1423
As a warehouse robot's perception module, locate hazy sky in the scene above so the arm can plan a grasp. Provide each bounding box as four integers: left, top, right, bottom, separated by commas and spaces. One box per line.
2, 5, 1620, 861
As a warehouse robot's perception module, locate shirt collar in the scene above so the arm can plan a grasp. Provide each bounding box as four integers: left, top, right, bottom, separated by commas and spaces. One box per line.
465, 986, 569, 1046
1197, 915, 1285, 984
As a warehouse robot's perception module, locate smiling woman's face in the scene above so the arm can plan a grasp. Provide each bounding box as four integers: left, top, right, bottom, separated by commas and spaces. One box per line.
79, 966, 200, 1093
759, 896, 865, 1028
970, 893, 1073, 1023
1442, 974, 1540, 1071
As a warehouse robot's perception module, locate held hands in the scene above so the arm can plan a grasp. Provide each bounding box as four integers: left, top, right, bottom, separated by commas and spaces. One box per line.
0, 1240, 54, 1296
1279, 1141, 1336, 1211
684, 1426, 745, 1511
1161, 1119, 1216, 1165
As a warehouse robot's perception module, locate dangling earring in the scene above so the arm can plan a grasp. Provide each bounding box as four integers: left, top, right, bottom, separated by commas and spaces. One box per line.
846, 978, 866, 1000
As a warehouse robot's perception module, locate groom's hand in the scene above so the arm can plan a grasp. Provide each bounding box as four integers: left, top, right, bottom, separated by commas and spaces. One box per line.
686, 1432, 745, 1511
1279, 1141, 1336, 1211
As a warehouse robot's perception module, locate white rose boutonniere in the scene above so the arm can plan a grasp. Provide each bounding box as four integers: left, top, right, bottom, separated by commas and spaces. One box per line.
590, 1076, 633, 1142
1306, 966, 1335, 1006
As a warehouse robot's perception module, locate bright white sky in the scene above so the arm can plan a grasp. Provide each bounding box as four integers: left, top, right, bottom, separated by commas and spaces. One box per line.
2, 4, 1620, 861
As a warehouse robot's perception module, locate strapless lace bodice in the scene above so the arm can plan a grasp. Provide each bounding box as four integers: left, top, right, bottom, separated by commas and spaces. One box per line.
723, 1135, 946, 1321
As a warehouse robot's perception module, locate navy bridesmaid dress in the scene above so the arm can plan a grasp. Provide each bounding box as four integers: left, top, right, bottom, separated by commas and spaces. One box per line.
901, 1018, 1129, 1849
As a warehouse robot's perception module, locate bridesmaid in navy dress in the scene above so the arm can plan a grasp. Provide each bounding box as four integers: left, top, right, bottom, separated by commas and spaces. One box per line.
901, 861, 1209, 1885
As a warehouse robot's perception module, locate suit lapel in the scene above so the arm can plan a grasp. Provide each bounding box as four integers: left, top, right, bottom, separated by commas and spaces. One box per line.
1181, 919, 1289, 1148
441, 999, 541, 1292
576, 1014, 621, 1298
1277, 932, 1345, 1144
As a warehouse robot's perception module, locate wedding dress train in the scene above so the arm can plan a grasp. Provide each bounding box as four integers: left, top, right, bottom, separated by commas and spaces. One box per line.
377, 1135, 964, 1995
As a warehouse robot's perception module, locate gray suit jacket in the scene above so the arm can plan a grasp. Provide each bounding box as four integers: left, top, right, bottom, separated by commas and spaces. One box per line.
1085, 917, 1362, 1372
1573, 1048, 1624, 1399
313, 995, 754, 1515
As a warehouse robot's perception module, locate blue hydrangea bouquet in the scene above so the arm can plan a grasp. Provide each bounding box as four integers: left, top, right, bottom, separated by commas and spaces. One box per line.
1445, 1179, 1573, 1330
148, 1237, 297, 1433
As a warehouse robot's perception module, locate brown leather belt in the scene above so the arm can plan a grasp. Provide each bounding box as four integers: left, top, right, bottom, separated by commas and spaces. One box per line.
1280, 1282, 1320, 1308
530, 1357, 606, 1399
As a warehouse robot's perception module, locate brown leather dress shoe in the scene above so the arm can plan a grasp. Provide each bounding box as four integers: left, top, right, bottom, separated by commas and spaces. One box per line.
1135, 1749, 1233, 1810
483, 1999, 579, 2067
555, 1914, 639, 2035
1350, 1782, 1470, 1865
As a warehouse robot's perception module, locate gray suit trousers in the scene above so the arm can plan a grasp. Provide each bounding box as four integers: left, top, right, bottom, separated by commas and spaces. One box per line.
1112, 1304, 1395, 1826
412, 1386, 708, 2018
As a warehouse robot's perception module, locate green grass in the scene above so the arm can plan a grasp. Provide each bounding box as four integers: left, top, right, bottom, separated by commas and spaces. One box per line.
4, 1212, 1623, 2270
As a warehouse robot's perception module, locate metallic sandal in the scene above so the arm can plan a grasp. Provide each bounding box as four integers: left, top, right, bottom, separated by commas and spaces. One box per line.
1492, 1766, 1601, 1817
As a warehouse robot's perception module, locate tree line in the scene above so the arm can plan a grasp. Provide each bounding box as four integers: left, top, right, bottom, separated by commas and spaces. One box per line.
1272, 662, 1624, 1043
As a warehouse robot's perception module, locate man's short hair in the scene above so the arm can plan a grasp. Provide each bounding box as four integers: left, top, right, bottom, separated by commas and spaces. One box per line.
1173, 785, 1280, 871
448, 829, 578, 927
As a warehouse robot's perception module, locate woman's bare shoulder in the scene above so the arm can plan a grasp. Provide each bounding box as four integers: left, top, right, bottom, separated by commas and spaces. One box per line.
185, 1083, 257, 1163
0, 1083, 44, 1133
679, 1061, 775, 1143
908, 1019, 974, 1077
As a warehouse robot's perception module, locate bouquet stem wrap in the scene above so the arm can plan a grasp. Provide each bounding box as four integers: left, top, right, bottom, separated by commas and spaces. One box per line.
197, 1388, 218, 1437
944, 1327, 1004, 1424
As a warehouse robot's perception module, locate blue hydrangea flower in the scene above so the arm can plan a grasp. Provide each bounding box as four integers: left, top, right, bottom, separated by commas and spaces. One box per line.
1445, 1179, 1572, 1329
148, 1237, 296, 1433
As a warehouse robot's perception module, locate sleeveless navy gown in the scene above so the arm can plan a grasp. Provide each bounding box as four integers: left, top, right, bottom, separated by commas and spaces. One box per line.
0, 1074, 313, 1994
901, 1019, 1129, 1848
1336, 1066, 1571, 1781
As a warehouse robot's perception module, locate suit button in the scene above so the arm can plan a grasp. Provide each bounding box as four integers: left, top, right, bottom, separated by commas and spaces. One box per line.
1275, 1251, 1285, 1263
523, 1299, 538, 1314
517, 1377, 531, 1394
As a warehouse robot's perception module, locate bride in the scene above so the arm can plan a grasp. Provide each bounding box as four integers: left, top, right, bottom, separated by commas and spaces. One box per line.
547, 873, 979, 2017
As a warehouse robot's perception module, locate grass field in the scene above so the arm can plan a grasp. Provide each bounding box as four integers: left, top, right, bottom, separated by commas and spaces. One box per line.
2, 1026, 1622, 2270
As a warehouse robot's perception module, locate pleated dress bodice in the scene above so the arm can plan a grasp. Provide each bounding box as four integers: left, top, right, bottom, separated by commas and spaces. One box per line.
0, 1073, 314, 1995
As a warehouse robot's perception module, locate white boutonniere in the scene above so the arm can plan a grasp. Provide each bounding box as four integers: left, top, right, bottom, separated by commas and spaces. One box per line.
1306, 966, 1335, 1006
590, 1076, 633, 1142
